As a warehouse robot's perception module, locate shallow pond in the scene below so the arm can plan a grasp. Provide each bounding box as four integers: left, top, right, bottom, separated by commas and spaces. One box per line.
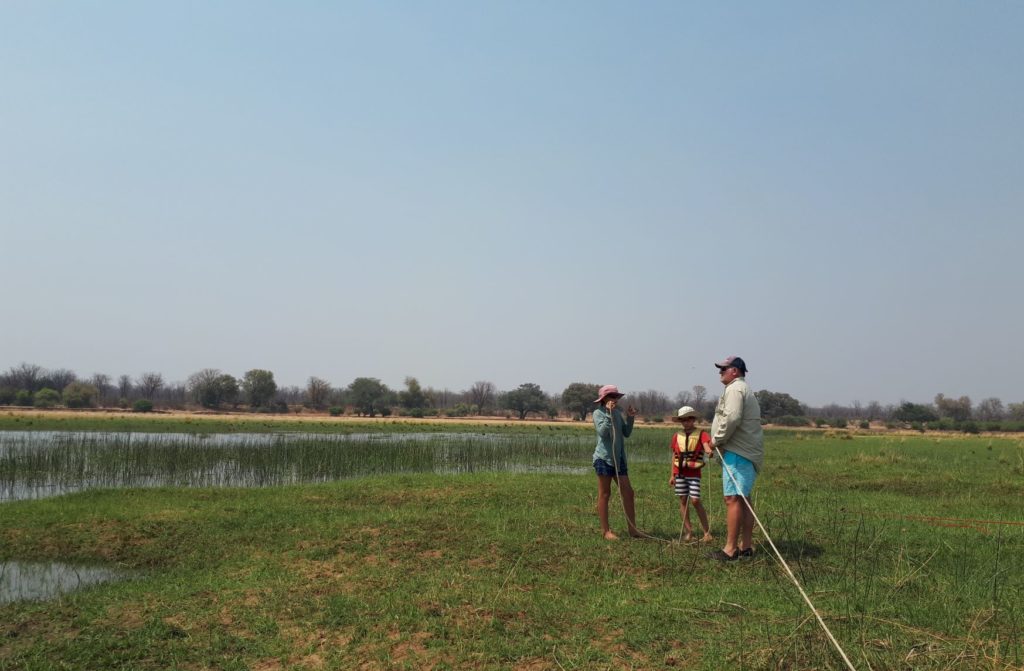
0, 560, 126, 604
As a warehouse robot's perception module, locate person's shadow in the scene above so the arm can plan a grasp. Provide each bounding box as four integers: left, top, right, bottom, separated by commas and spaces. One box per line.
767, 539, 824, 560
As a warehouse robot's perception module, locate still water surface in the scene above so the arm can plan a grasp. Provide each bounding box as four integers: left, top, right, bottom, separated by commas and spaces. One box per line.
0, 560, 127, 604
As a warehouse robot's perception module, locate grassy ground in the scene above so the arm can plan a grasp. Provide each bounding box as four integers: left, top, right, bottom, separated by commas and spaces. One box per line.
1, 431, 1022, 670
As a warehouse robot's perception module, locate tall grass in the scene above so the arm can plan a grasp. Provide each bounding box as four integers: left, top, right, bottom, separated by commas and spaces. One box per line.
0, 430, 623, 501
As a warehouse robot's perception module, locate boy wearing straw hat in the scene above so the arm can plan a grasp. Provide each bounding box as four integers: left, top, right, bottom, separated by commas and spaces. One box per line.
669, 406, 714, 542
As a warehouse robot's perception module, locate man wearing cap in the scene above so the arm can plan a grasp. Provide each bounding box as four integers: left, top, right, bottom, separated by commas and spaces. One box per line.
709, 356, 764, 561
592, 384, 640, 540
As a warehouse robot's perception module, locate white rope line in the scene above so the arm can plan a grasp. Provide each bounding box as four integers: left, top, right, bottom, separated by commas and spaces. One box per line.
715, 445, 858, 671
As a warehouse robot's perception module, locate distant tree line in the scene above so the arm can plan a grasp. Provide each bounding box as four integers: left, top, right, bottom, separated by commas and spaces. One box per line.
2, 361, 1023, 431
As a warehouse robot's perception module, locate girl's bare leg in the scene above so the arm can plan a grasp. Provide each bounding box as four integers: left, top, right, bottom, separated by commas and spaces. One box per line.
596, 475, 617, 539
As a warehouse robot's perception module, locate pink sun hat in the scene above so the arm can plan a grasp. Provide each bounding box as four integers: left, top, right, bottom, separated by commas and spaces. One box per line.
594, 384, 625, 403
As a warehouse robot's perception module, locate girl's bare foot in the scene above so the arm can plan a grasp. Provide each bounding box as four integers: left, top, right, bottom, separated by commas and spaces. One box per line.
603, 531, 619, 540
683, 532, 694, 542
701, 533, 714, 543
628, 530, 644, 538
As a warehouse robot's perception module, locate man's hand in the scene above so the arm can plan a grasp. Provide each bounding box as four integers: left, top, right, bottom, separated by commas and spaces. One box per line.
626, 405, 637, 418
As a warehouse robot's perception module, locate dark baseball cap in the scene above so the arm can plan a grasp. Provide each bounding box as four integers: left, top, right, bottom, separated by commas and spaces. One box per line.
714, 356, 748, 373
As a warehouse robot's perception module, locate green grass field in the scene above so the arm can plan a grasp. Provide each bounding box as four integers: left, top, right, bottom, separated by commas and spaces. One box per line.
1, 429, 1022, 670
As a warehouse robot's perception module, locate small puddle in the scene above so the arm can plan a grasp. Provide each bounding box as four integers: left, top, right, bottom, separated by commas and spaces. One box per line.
0, 561, 126, 604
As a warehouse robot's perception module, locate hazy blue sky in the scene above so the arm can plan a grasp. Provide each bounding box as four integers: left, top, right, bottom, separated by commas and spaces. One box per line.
2, 2, 1021, 407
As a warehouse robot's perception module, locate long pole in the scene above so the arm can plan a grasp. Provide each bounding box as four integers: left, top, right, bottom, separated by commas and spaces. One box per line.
715, 444, 857, 671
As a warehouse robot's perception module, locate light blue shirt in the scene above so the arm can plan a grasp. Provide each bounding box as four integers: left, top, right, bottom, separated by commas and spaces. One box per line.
592, 405, 634, 466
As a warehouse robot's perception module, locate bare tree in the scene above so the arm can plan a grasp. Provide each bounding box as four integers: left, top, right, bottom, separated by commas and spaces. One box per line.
428, 387, 453, 409
305, 377, 332, 409
43, 368, 77, 391
90, 373, 112, 406
935, 393, 972, 422
117, 374, 133, 400
633, 389, 672, 417
469, 381, 496, 414
137, 372, 164, 400
162, 382, 188, 409
975, 397, 1005, 421
692, 385, 708, 414
277, 385, 303, 405
2, 363, 44, 392
188, 369, 228, 408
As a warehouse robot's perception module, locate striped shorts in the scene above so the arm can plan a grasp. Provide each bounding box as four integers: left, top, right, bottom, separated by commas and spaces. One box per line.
673, 476, 701, 500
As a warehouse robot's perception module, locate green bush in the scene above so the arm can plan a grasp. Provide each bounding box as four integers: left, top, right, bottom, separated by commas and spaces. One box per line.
829, 417, 848, 429
960, 420, 980, 434
814, 418, 828, 427
328, 406, 344, 416
859, 420, 870, 429
0, 387, 16, 405
132, 399, 154, 413
34, 388, 61, 408
651, 416, 664, 423
15, 390, 33, 406
63, 382, 99, 409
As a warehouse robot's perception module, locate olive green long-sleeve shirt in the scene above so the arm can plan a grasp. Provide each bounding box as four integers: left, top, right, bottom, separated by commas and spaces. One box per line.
710, 377, 764, 472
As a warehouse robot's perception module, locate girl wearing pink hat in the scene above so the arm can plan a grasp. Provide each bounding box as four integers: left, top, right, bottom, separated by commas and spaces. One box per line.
592, 384, 640, 540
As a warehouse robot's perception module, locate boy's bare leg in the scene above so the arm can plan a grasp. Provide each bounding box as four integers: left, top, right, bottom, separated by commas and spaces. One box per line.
693, 499, 713, 541
681, 497, 693, 540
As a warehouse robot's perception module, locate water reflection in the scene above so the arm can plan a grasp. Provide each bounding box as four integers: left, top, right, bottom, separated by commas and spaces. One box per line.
0, 561, 125, 604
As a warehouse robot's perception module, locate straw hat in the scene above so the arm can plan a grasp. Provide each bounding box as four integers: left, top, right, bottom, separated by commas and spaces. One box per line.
671, 406, 700, 422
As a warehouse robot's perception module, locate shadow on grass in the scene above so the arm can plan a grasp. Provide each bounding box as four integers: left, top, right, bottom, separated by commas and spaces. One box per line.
765, 539, 825, 560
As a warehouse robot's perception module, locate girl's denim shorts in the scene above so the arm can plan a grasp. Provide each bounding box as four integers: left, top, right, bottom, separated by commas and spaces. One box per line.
593, 458, 628, 477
